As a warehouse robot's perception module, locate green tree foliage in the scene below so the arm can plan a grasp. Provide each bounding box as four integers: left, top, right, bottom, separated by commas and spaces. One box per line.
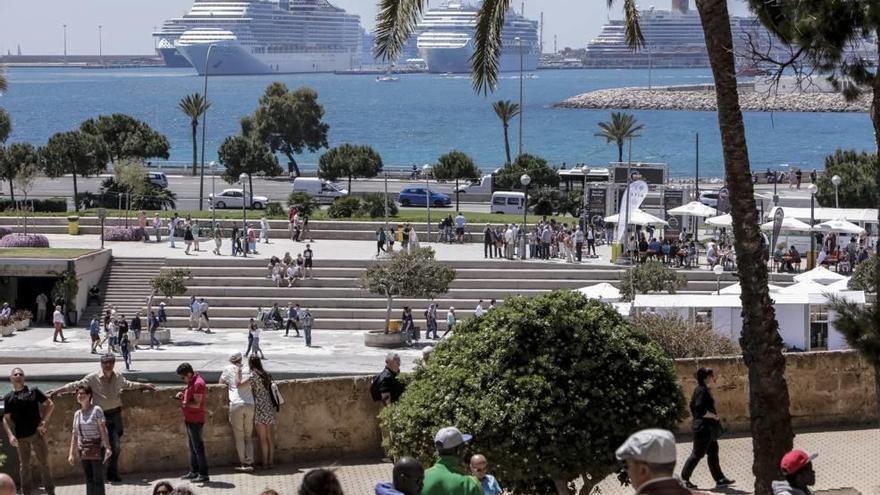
327, 196, 363, 218
492, 100, 520, 164
0, 68, 7, 94
112, 160, 149, 224
243, 83, 329, 177
527, 188, 582, 217
0, 143, 40, 203
631, 313, 740, 358
218, 135, 282, 204
97, 177, 177, 211
814, 150, 878, 208
619, 261, 687, 302
0, 108, 10, 144
595, 112, 643, 163
432, 150, 481, 211
382, 291, 685, 495
359, 248, 455, 332
287, 191, 320, 216
494, 153, 559, 190
827, 293, 880, 417
43, 131, 110, 212
318, 144, 383, 193
178, 93, 211, 176
13, 162, 41, 235
847, 255, 876, 293
151, 268, 192, 300
362, 192, 398, 218
80, 114, 169, 163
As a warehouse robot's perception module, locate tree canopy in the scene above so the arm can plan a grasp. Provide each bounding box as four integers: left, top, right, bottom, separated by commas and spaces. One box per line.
80, 114, 169, 163
619, 261, 687, 302
43, 130, 110, 211
243, 82, 329, 177
433, 150, 481, 210
317, 144, 383, 193
218, 135, 282, 184
595, 112, 643, 164
815, 149, 878, 208
494, 153, 559, 190
381, 290, 685, 495
0, 143, 40, 203
0, 108, 10, 144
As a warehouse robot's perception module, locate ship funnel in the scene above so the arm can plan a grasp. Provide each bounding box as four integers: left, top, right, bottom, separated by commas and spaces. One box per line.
671, 0, 688, 13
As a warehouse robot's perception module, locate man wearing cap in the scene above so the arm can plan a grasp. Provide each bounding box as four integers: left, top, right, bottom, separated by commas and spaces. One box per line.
772, 450, 817, 495
375, 456, 425, 495
422, 426, 482, 495
219, 352, 255, 471
48, 355, 155, 483
615, 429, 689, 495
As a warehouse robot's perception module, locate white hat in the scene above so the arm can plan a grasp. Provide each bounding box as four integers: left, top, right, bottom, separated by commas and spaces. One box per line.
228, 351, 243, 363
434, 426, 472, 449
615, 429, 677, 464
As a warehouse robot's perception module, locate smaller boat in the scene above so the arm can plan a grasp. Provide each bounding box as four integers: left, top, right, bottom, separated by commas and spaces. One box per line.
376, 75, 400, 82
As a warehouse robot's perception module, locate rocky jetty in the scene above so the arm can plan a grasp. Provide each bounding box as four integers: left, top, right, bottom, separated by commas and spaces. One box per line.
556, 84, 870, 113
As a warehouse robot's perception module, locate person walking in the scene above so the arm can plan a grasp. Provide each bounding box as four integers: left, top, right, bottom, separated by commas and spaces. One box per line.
680, 367, 735, 489
130, 313, 142, 348
120, 334, 132, 371
192, 220, 201, 252
288, 206, 298, 240
615, 429, 688, 495
175, 363, 209, 483
198, 298, 211, 333
52, 305, 66, 342
248, 355, 279, 470
260, 216, 270, 244
212, 223, 223, 256
424, 303, 438, 340
35, 292, 48, 324
587, 224, 597, 256
48, 355, 156, 483
375, 352, 406, 406
169, 214, 178, 248
148, 311, 161, 349
153, 214, 163, 243
183, 224, 194, 255
285, 303, 301, 337
483, 224, 493, 259
3, 367, 56, 495
89, 317, 101, 354
302, 309, 314, 347
376, 228, 387, 256
441, 307, 456, 338
575, 225, 584, 262
219, 352, 255, 471
68, 385, 111, 495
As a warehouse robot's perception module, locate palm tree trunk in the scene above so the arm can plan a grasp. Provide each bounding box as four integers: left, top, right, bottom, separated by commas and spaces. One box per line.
7, 179, 14, 204
696, 2, 793, 494
616, 142, 624, 163
191, 123, 198, 177
870, 42, 880, 419
348, 173, 353, 195
384, 294, 393, 333
72, 173, 79, 213
503, 124, 512, 164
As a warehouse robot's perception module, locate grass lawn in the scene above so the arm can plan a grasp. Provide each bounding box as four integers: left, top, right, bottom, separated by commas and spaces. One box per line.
0, 248, 97, 259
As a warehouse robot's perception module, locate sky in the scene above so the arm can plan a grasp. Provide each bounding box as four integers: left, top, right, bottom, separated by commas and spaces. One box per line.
0, 0, 751, 56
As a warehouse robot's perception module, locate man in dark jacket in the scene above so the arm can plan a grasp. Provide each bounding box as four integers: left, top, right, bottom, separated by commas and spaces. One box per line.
377, 352, 405, 406
616, 429, 690, 495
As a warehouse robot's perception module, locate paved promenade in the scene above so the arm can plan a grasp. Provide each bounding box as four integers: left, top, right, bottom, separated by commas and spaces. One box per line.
47, 427, 878, 495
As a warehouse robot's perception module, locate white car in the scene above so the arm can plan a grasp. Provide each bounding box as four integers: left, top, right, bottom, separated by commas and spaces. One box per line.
699, 191, 719, 208
209, 189, 269, 209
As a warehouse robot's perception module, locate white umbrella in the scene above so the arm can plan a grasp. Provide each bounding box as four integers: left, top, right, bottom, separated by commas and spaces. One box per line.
813, 218, 866, 235
667, 201, 717, 218
717, 282, 783, 295
604, 209, 669, 226
577, 283, 621, 301
706, 214, 732, 228
760, 217, 813, 232
779, 280, 837, 294
793, 266, 849, 285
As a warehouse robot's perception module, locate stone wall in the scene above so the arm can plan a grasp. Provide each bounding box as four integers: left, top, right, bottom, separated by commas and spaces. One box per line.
675, 351, 878, 432
33, 376, 382, 480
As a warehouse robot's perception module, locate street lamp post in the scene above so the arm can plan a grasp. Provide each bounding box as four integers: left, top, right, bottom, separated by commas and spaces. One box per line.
210, 161, 217, 226
63, 25, 68, 65
520, 173, 531, 230
773, 166, 781, 206
713, 264, 724, 294
831, 174, 842, 208
516, 36, 524, 157
239, 172, 248, 258
98, 25, 103, 65
199, 44, 217, 212
423, 164, 432, 243
581, 165, 589, 229
808, 183, 818, 269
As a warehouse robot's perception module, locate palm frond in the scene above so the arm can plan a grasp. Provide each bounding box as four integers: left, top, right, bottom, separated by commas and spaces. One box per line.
0, 66, 7, 94
471, 0, 510, 94
492, 100, 520, 123
828, 294, 880, 368
374, 0, 426, 62
607, 0, 645, 51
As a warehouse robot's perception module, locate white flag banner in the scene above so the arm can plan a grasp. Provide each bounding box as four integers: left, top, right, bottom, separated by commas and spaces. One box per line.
615, 180, 649, 243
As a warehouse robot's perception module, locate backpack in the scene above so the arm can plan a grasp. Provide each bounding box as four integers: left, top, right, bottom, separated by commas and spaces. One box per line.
369, 372, 383, 402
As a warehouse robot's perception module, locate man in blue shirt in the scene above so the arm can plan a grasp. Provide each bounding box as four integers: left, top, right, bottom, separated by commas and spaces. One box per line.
454, 213, 466, 244
375, 456, 424, 495
469, 454, 502, 495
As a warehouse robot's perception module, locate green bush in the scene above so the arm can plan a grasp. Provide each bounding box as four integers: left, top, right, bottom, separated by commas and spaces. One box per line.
381, 290, 686, 494
362, 192, 398, 218
265, 202, 284, 217
619, 260, 687, 301
631, 313, 740, 358
327, 196, 362, 218
847, 255, 876, 292
287, 191, 320, 216
0, 197, 67, 212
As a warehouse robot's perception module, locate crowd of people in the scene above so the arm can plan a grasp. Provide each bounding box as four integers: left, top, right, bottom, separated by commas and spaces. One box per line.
479, 219, 603, 263
816, 234, 873, 274
266, 247, 314, 287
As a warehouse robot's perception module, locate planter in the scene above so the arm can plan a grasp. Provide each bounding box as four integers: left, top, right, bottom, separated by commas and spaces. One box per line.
0, 325, 14, 337
13, 320, 28, 331
364, 329, 406, 348
134, 328, 172, 345
68, 216, 80, 235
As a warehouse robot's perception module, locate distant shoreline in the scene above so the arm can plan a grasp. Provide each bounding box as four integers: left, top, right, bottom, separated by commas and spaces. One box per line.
555, 83, 870, 113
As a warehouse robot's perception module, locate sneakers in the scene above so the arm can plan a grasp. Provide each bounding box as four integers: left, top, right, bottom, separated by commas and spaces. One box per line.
180, 472, 198, 480
715, 478, 735, 487
194, 475, 210, 483
682, 480, 698, 489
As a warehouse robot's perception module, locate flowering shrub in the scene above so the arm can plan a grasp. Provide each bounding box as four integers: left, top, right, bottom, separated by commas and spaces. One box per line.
0, 227, 11, 239
12, 310, 32, 322
631, 313, 740, 358
0, 234, 49, 248
104, 227, 146, 242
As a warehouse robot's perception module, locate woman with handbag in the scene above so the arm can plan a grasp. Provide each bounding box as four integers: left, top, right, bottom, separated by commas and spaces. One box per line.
68, 385, 112, 495
680, 367, 735, 489
249, 355, 278, 470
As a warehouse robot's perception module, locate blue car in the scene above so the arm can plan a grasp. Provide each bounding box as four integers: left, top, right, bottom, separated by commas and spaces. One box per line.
398, 187, 452, 207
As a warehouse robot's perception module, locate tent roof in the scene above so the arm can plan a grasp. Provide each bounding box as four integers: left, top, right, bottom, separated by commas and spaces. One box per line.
577, 283, 621, 301
761, 217, 813, 232
706, 214, 732, 228
604, 209, 669, 226
717, 282, 784, 295
667, 201, 717, 217
634, 290, 865, 308
813, 218, 866, 235
793, 266, 849, 285
767, 206, 878, 224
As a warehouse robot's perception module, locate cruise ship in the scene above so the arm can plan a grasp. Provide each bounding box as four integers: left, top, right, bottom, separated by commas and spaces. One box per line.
170, 0, 361, 75
584, 0, 788, 69
153, 20, 192, 68
416, 1, 539, 74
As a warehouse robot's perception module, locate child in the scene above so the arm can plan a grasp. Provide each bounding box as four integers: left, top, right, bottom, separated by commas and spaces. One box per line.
271, 264, 282, 287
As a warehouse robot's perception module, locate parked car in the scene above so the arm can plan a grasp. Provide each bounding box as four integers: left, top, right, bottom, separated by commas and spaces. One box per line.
456, 174, 493, 194
292, 177, 348, 204
699, 191, 719, 208
398, 186, 451, 207
148, 172, 168, 189
209, 188, 269, 209
490, 191, 526, 214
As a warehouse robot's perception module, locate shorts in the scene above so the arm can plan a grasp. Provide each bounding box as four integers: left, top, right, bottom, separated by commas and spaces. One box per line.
455, 227, 464, 235
304, 259, 313, 268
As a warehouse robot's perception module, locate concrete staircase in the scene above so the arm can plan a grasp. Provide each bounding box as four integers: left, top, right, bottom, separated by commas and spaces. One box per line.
82, 258, 166, 322
155, 258, 795, 332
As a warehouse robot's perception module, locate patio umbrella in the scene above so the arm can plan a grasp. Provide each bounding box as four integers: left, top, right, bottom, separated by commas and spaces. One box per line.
706, 214, 732, 228
813, 218, 866, 235
760, 217, 813, 232
793, 266, 849, 285
577, 283, 621, 301
668, 201, 717, 239
603, 209, 669, 226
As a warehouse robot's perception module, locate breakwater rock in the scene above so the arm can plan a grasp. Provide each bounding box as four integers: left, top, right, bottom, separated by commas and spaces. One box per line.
556, 84, 870, 113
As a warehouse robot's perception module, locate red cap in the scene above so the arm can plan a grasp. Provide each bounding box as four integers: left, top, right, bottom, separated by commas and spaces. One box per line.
780, 450, 817, 475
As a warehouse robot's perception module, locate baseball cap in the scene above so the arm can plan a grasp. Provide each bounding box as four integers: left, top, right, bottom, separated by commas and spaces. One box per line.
780, 450, 817, 475
615, 429, 677, 464
100, 354, 116, 363
434, 427, 472, 449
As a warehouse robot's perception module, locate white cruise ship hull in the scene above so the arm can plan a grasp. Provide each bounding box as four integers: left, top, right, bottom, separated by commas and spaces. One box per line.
420, 45, 538, 73
177, 41, 356, 76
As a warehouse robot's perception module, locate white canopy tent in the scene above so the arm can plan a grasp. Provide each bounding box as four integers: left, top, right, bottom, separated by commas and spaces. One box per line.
716, 282, 784, 295
760, 217, 814, 232
668, 201, 717, 217
825, 278, 852, 291
604, 209, 669, 226
793, 266, 849, 285
706, 214, 732, 228
577, 283, 621, 302
813, 218, 866, 235
767, 207, 878, 224
779, 280, 835, 294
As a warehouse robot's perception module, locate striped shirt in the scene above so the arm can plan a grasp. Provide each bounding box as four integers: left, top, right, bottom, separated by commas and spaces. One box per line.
73, 405, 105, 448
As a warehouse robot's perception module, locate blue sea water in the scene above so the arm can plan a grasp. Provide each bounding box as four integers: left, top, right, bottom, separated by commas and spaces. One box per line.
0, 66, 875, 177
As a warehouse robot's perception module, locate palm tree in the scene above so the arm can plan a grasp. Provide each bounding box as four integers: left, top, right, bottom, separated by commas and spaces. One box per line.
492, 100, 520, 164
375, 1, 793, 494
595, 112, 643, 163
0, 69, 7, 94
178, 93, 211, 176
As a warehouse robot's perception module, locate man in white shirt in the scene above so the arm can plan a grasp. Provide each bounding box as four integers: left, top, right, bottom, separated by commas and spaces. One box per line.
260, 216, 270, 244
474, 300, 485, 318
0, 304, 10, 318
504, 226, 514, 259
219, 352, 254, 470
455, 213, 466, 244
52, 306, 66, 343
575, 226, 585, 262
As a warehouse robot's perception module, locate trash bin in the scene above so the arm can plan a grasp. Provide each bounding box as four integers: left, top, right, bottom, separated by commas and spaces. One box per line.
67, 216, 80, 235
388, 320, 401, 333
611, 242, 623, 263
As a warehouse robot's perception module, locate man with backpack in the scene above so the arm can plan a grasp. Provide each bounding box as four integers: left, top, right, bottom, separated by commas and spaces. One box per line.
371, 353, 405, 406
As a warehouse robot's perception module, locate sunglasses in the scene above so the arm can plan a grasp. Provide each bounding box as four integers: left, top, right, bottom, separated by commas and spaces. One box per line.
11, 373, 23, 377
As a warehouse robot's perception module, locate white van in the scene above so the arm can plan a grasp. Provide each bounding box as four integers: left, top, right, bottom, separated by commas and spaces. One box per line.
456, 174, 493, 194
490, 191, 526, 214
292, 177, 349, 203
148, 171, 168, 189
